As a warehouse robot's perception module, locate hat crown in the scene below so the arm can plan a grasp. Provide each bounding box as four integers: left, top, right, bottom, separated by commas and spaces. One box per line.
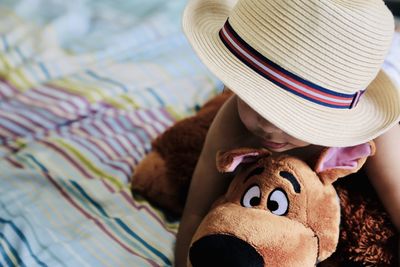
229, 0, 394, 94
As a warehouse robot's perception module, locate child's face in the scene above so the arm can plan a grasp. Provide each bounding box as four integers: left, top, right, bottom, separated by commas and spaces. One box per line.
236, 97, 310, 152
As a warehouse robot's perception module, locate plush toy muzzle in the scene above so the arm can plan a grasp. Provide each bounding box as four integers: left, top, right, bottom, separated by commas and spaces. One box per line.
189, 144, 375, 267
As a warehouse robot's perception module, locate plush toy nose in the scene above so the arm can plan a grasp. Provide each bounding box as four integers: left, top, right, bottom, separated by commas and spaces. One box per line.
189, 234, 264, 267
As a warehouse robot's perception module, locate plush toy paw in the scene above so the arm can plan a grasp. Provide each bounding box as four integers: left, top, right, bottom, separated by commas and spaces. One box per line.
132, 150, 185, 215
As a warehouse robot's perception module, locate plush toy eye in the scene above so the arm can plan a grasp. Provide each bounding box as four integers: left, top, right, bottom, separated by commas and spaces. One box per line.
267, 189, 289, 216
241, 185, 261, 208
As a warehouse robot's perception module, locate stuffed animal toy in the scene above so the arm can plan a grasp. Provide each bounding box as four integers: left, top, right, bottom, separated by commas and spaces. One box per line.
131, 93, 399, 266
189, 144, 373, 267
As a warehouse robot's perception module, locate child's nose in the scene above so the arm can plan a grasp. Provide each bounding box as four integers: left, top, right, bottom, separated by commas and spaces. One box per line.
258, 117, 283, 134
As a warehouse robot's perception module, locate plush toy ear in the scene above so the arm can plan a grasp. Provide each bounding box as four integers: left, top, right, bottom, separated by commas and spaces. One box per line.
216, 148, 271, 173
314, 141, 376, 185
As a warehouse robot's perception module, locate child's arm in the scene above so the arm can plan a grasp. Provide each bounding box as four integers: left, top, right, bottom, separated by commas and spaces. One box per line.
174, 95, 246, 267
366, 124, 400, 231
174, 151, 229, 267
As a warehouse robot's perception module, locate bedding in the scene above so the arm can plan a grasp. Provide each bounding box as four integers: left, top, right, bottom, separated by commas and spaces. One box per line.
0, 1, 221, 266
0, 0, 398, 266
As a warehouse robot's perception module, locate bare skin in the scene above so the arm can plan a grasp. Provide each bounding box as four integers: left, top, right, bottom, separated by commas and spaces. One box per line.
174, 92, 400, 267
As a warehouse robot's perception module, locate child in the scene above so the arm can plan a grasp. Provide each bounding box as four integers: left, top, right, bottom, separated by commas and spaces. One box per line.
175, 0, 400, 266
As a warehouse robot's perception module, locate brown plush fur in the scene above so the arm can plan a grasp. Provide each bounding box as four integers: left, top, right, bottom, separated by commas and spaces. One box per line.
131, 93, 399, 266
321, 171, 399, 267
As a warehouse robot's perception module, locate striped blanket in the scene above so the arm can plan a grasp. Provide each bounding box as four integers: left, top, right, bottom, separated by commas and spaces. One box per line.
0, 0, 399, 266
0, 0, 221, 266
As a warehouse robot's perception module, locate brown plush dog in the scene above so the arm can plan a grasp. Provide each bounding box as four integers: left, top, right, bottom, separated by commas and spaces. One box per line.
131, 93, 399, 266
189, 145, 373, 266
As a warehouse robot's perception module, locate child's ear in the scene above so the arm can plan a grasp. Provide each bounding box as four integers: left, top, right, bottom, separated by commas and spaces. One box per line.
216, 148, 271, 173
314, 141, 376, 185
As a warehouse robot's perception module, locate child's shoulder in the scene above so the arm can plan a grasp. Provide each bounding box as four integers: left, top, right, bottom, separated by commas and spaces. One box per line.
211, 93, 240, 131
207, 94, 258, 149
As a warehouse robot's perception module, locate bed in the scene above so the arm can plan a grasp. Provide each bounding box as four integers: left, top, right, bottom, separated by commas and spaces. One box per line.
0, 0, 398, 266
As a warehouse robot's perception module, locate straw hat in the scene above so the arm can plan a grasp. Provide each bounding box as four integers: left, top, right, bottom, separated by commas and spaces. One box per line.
182, 0, 400, 147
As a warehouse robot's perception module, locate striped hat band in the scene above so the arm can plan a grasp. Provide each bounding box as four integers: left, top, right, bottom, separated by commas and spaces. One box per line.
219, 19, 365, 109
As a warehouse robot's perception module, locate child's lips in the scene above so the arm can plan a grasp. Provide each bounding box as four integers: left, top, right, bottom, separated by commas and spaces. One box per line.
262, 140, 288, 149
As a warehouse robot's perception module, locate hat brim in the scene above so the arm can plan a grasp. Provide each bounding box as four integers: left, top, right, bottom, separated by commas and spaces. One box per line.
183, 0, 400, 147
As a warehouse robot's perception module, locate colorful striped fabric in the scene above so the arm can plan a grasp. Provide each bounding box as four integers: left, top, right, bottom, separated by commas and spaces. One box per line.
0, 0, 221, 266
